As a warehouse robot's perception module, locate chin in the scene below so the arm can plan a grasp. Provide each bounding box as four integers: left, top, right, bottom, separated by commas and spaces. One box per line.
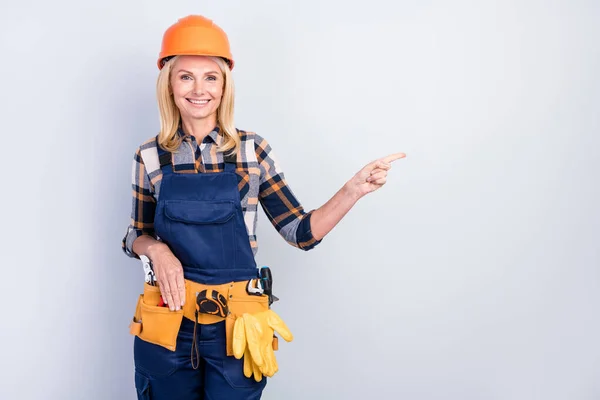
182, 111, 215, 121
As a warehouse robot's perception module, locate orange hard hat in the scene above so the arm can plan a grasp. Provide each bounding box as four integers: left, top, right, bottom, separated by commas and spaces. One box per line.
157, 15, 234, 70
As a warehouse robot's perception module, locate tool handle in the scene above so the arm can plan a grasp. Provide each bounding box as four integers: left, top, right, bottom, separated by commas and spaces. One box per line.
260, 266, 272, 294
260, 266, 274, 305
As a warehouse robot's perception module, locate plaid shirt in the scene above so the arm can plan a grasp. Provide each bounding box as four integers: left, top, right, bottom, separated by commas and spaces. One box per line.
122, 128, 321, 258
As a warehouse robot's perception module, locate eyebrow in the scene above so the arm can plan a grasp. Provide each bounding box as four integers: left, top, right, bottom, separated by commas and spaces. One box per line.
176, 69, 220, 75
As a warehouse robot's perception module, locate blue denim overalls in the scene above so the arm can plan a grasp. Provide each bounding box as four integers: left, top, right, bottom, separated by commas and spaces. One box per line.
133, 138, 267, 399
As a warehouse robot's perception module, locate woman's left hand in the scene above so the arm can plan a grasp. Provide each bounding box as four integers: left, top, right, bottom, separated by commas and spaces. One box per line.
346, 152, 406, 199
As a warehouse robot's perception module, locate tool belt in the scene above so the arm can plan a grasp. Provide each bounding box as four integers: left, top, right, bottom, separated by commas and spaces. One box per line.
129, 279, 269, 354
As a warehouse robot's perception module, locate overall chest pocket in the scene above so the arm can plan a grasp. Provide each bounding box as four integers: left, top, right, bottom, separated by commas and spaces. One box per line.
162, 200, 237, 269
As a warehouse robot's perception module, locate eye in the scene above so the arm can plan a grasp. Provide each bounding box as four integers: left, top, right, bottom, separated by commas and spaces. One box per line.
206, 75, 218, 81
180, 74, 192, 81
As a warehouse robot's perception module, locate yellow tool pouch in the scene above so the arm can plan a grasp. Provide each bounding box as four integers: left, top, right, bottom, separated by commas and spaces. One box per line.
129, 279, 269, 354
129, 283, 184, 351
223, 286, 270, 356
182, 279, 270, 356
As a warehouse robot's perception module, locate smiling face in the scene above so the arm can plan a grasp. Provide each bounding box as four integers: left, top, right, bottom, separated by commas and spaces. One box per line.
170, 55, 224, 127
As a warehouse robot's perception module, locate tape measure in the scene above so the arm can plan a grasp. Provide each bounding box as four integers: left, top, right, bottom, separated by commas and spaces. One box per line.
196, 289, 229, 318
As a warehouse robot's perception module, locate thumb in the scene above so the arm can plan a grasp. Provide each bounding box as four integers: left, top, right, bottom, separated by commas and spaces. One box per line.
267, 311, 294, 342
232, 317, 247, 359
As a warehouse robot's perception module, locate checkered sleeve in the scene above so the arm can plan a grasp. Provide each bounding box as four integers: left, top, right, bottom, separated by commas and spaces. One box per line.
121, 147, 157, 258
255, 134, 321, 251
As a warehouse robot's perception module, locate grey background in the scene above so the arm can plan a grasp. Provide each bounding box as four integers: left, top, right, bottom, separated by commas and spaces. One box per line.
1, 0, 599, 399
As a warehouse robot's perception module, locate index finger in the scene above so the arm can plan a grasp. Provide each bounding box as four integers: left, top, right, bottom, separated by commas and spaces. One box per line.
381, 152, 406, 163
158, 280, 174, 310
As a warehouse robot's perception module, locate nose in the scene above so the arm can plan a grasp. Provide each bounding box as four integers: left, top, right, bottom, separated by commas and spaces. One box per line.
192, 79, 205, 96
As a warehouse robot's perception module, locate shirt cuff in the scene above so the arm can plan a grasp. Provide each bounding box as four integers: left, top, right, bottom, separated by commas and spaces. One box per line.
122, 227, 143, 259
295, 210, 322, 251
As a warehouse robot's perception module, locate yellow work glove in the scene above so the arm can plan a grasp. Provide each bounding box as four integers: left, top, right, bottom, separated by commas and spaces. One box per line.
243, 346, 263, 382
232, 309, 293, 378
233, 316, 263, 382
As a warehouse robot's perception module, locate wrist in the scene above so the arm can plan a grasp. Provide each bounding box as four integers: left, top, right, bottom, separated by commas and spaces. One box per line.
146, 241, 169, 259
342, 181, 363, 202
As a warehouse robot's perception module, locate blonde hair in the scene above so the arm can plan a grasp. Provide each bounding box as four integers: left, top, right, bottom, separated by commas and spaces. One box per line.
156, 55, 239, 154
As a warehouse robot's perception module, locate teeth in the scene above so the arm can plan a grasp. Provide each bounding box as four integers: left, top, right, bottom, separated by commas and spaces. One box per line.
188, 99, 209, 105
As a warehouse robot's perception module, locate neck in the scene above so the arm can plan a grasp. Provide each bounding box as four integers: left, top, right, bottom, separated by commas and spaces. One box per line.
180, 116, 217, 143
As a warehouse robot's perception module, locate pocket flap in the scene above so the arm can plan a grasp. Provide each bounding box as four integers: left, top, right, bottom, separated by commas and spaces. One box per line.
164, 200, 235, 224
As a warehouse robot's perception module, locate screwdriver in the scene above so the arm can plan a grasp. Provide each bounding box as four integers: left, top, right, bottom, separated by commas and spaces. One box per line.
259, 266, 279, 305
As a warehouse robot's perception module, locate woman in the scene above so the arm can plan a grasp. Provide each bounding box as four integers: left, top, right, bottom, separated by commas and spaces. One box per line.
122, 15, 405, 400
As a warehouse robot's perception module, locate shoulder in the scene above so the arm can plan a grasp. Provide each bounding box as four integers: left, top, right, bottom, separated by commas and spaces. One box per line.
136, 136, 161, 174
238, 129, 258, 143
237, 130, 278, 170
237, 130, 282, 172
237, 129, 270, 152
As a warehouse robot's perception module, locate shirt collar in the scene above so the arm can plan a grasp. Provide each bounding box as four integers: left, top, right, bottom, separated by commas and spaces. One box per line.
177, 125, 222, 145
